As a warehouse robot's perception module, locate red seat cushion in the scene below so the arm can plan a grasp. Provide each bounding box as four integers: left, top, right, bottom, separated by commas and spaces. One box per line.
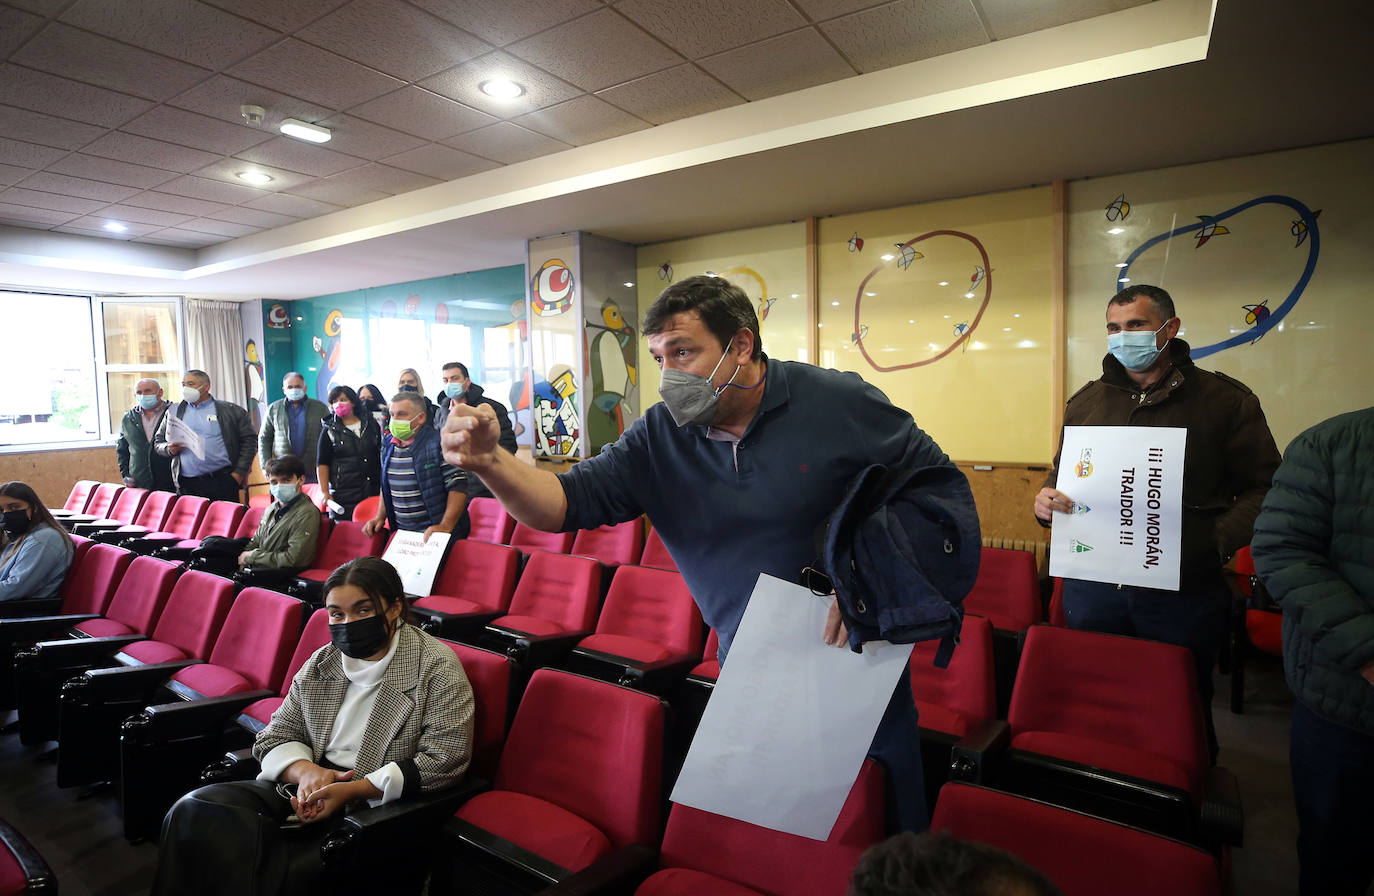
689, 659, 719, 680
0, 843, 27, 896
121, 640, 191, 665
1012, 730, 1194, 795
578, 633, 677, 664
414, 595, 484, 616
1246, 610, 1282, 656
457, 790, 613, 872
298, 568, 330, 583
492, 615, 570, 637
74, 618, 135, 638
172, 663, 255, 698
915, 700, 975, 738
242, 696, 283, 726
637, 868, 766, 896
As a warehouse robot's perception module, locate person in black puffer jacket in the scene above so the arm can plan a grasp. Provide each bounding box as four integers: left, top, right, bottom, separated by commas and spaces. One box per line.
1252, 405, 1374, 896
316, 385, 382, 521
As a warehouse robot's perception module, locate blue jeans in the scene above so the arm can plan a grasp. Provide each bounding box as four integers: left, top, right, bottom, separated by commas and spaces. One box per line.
1061, 577, 1227, 761
867, 664, 928, 833
1290, 700, 1374, 896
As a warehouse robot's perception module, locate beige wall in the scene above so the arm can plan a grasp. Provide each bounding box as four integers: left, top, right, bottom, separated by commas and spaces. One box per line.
3, 446, 120, 507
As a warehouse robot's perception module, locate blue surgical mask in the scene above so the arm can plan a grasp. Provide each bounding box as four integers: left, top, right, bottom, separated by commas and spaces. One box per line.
136, 394, 161, 410
270, 482, 299, 503
1107, 323, 1170, 372
285, 387, 306, 402
444, 382, 465, 400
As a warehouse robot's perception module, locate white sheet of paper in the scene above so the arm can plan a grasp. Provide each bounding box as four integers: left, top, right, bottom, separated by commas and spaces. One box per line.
166, 413, 205, 460
670, 574, 914, 840
1050, 425, 1188, 590
381, 530, 450, 596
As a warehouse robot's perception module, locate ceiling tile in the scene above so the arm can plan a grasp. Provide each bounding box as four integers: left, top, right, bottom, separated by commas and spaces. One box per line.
788, 0, 894, 22
207, 205, 301, 228
700, 28, 855, 101
121, 191, 235, 217
198, 0, 352, 33
59, 0, 281, 68
347, 87, 498, 141
4, 0, 70, 16
596, 64, 742, 125
420, 50, 583, 117
321, 162, 441, 195
297, 0, 491, 82
228, 38, 407, 110
409, 0, 601, 47
0, 105, 106, 151
123, 106, 275, 156
819, 0, 989, 73
191, 157, 315, 191
978, 0, 1149, 40
442, 122, 572, 164
0, 6, 45, 57
0, 202, 80, 227
156, 174, 271, 204
615, 0, 807, 59
234, 136, 367, 177
310, 113, 428, 161
177, 217, 262, 237
169, 74, 334, 134
507, 8, 683, 92
138, 226, 229, 246
81, 132, 224, 174
52, 224, 138, 240
62, 215, 162, 236
94, 204, 197, 227
49, 153, 183, 189
381, 143, 500, 180
243, 192, 344, 217
0, 136, 67, 169
513, 95, 650, 146
0, 64, 155, 128
10, 24, 213, 102
15, 172, 140, 202
0, 187, 107, 215
286, 178, 391, 207
0, 164, 37, 187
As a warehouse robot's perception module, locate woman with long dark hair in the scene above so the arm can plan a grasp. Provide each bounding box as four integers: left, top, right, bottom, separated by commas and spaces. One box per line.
316, 385, 382, 521
0, 481, 74, 603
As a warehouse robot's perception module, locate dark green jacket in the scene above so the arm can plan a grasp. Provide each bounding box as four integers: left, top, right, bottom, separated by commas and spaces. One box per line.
1252, 406, 1374, 734
242, 493, 321, 572
116, 403, 174, 491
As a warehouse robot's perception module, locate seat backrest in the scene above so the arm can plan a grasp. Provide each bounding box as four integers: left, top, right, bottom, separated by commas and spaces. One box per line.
429, 539, 520, 612
316, 520, 387, 569
639, 527, 677, 572
309, 518, 336, 567
466, 497, 514, 544
931, 782, 1222, 896
63, 480, 97, 512
596, 565, 703, 656
505, 552, 602, 632
207, 588, 305, 692
1008, 625, 1207, 794
302, 483, 329, 511
99, 556, 179, 634
660, 759, 887, 896
159, 495, 209, 538
106, 487, 149, 524
280, 608, 333, 696
234, 505, 266, 538
350, 495, 381, 524
83, 483, 122, 519
248, 493, 272, 509
496, 669, 665, 850
910, 613, 996, 736
59, 542, 133, 616
57, 535, 94, 602
572, 520, 644, 567
446, 641, 515, 780
133, 491, 177, 530
150, 571, 236, 660
510, 522, 575, 555
1048, 577, 1066, 626
961, 547, 1041, 631
192, 501, 246, 539
702, 629, 719, 662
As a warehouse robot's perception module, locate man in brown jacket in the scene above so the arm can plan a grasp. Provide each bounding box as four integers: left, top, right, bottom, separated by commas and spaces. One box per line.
1035, 284, 1280, 759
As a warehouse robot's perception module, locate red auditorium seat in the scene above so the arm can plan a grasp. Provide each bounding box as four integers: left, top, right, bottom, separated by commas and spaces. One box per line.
290, 520, 388, 603
0, 817, 57, 895
1229, 545, 1282, 714
90, 490, 176, 544
302, 483, 329, 511
510, 521, 575, 555
412, 539, 522, 640
931, 782, 1222, 896
962, 546, 1042, 713
71, 487, 148, 535
480, 552, 602, 668
56, 482, 122, 529
572, 519, 644, 568
350, 494, 381, 524
912, 614, 997, 741
640, 527, 677, 572
52, 480, 97, 515
689, 629, 720, 681
109, 496, 209, 553
467, 496, 515, 544
1048, 577, 1066, 626
430, 669, 666, 891
163, 502, 265, 560
142, 500, 244, 555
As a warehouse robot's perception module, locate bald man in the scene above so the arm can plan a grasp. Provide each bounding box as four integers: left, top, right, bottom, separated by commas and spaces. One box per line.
117, 378, 174, 491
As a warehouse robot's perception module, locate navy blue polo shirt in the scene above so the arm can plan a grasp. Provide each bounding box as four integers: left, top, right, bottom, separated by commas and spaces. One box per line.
559, 357, 950, 660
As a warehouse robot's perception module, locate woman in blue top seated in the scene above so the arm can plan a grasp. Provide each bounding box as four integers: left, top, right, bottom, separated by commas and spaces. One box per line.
0, 481, 74, 605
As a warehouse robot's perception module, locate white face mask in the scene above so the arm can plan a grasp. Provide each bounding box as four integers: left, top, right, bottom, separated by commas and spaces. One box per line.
1107, 322, 1170, 372
658, 348, 739, 428
181, 385, 203, 404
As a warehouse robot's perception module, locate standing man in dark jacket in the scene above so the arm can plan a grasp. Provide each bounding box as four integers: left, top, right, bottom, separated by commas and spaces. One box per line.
258, 371, 329, 483
1252, 406, 1374, 896
117, 378, 173, 492
434, 362, 517, 500
154, 370, 257, 503
1035, 285, 1280, 760
362, 392, 470, 541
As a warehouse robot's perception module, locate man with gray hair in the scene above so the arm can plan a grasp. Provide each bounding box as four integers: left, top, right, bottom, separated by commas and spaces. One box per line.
155, 370, 257, 503
117, 378, 173, 491
363, 391, 471, 540
259, 371, 329, 483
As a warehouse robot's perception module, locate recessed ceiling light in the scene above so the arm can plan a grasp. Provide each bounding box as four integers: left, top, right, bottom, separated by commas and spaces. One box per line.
237, 170, 273, 185
279, 118, 331, 143
831, 300, 840, 306
1115, 262, 1128, 268
880, 254, 894, 261
480, 78, 525, 99
1119, 277, 1131, 283
1107, 227, 1125, 235
964, 292, 975, 299
623, 282, 634, 287
938, 281, 949, 286
103, 221, 128, 232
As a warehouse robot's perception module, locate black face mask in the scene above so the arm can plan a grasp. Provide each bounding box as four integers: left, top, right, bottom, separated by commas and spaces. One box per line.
329, 614, 392, 660
398, 384, 418, 393
2, 509, 31, 537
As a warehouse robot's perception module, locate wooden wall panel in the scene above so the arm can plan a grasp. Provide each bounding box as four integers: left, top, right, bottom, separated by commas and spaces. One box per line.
959, 463, 1049, 546
4, 447, 120, 507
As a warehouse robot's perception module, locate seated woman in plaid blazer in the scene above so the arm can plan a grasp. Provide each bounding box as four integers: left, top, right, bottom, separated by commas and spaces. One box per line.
153, 556, 475, 896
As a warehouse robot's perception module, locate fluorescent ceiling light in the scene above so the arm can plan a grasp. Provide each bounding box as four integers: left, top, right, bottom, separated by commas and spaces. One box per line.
104, 221, 128, 232
279, 118, 332, 143
237, 170, 273, 184
480, 79, 525, 99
